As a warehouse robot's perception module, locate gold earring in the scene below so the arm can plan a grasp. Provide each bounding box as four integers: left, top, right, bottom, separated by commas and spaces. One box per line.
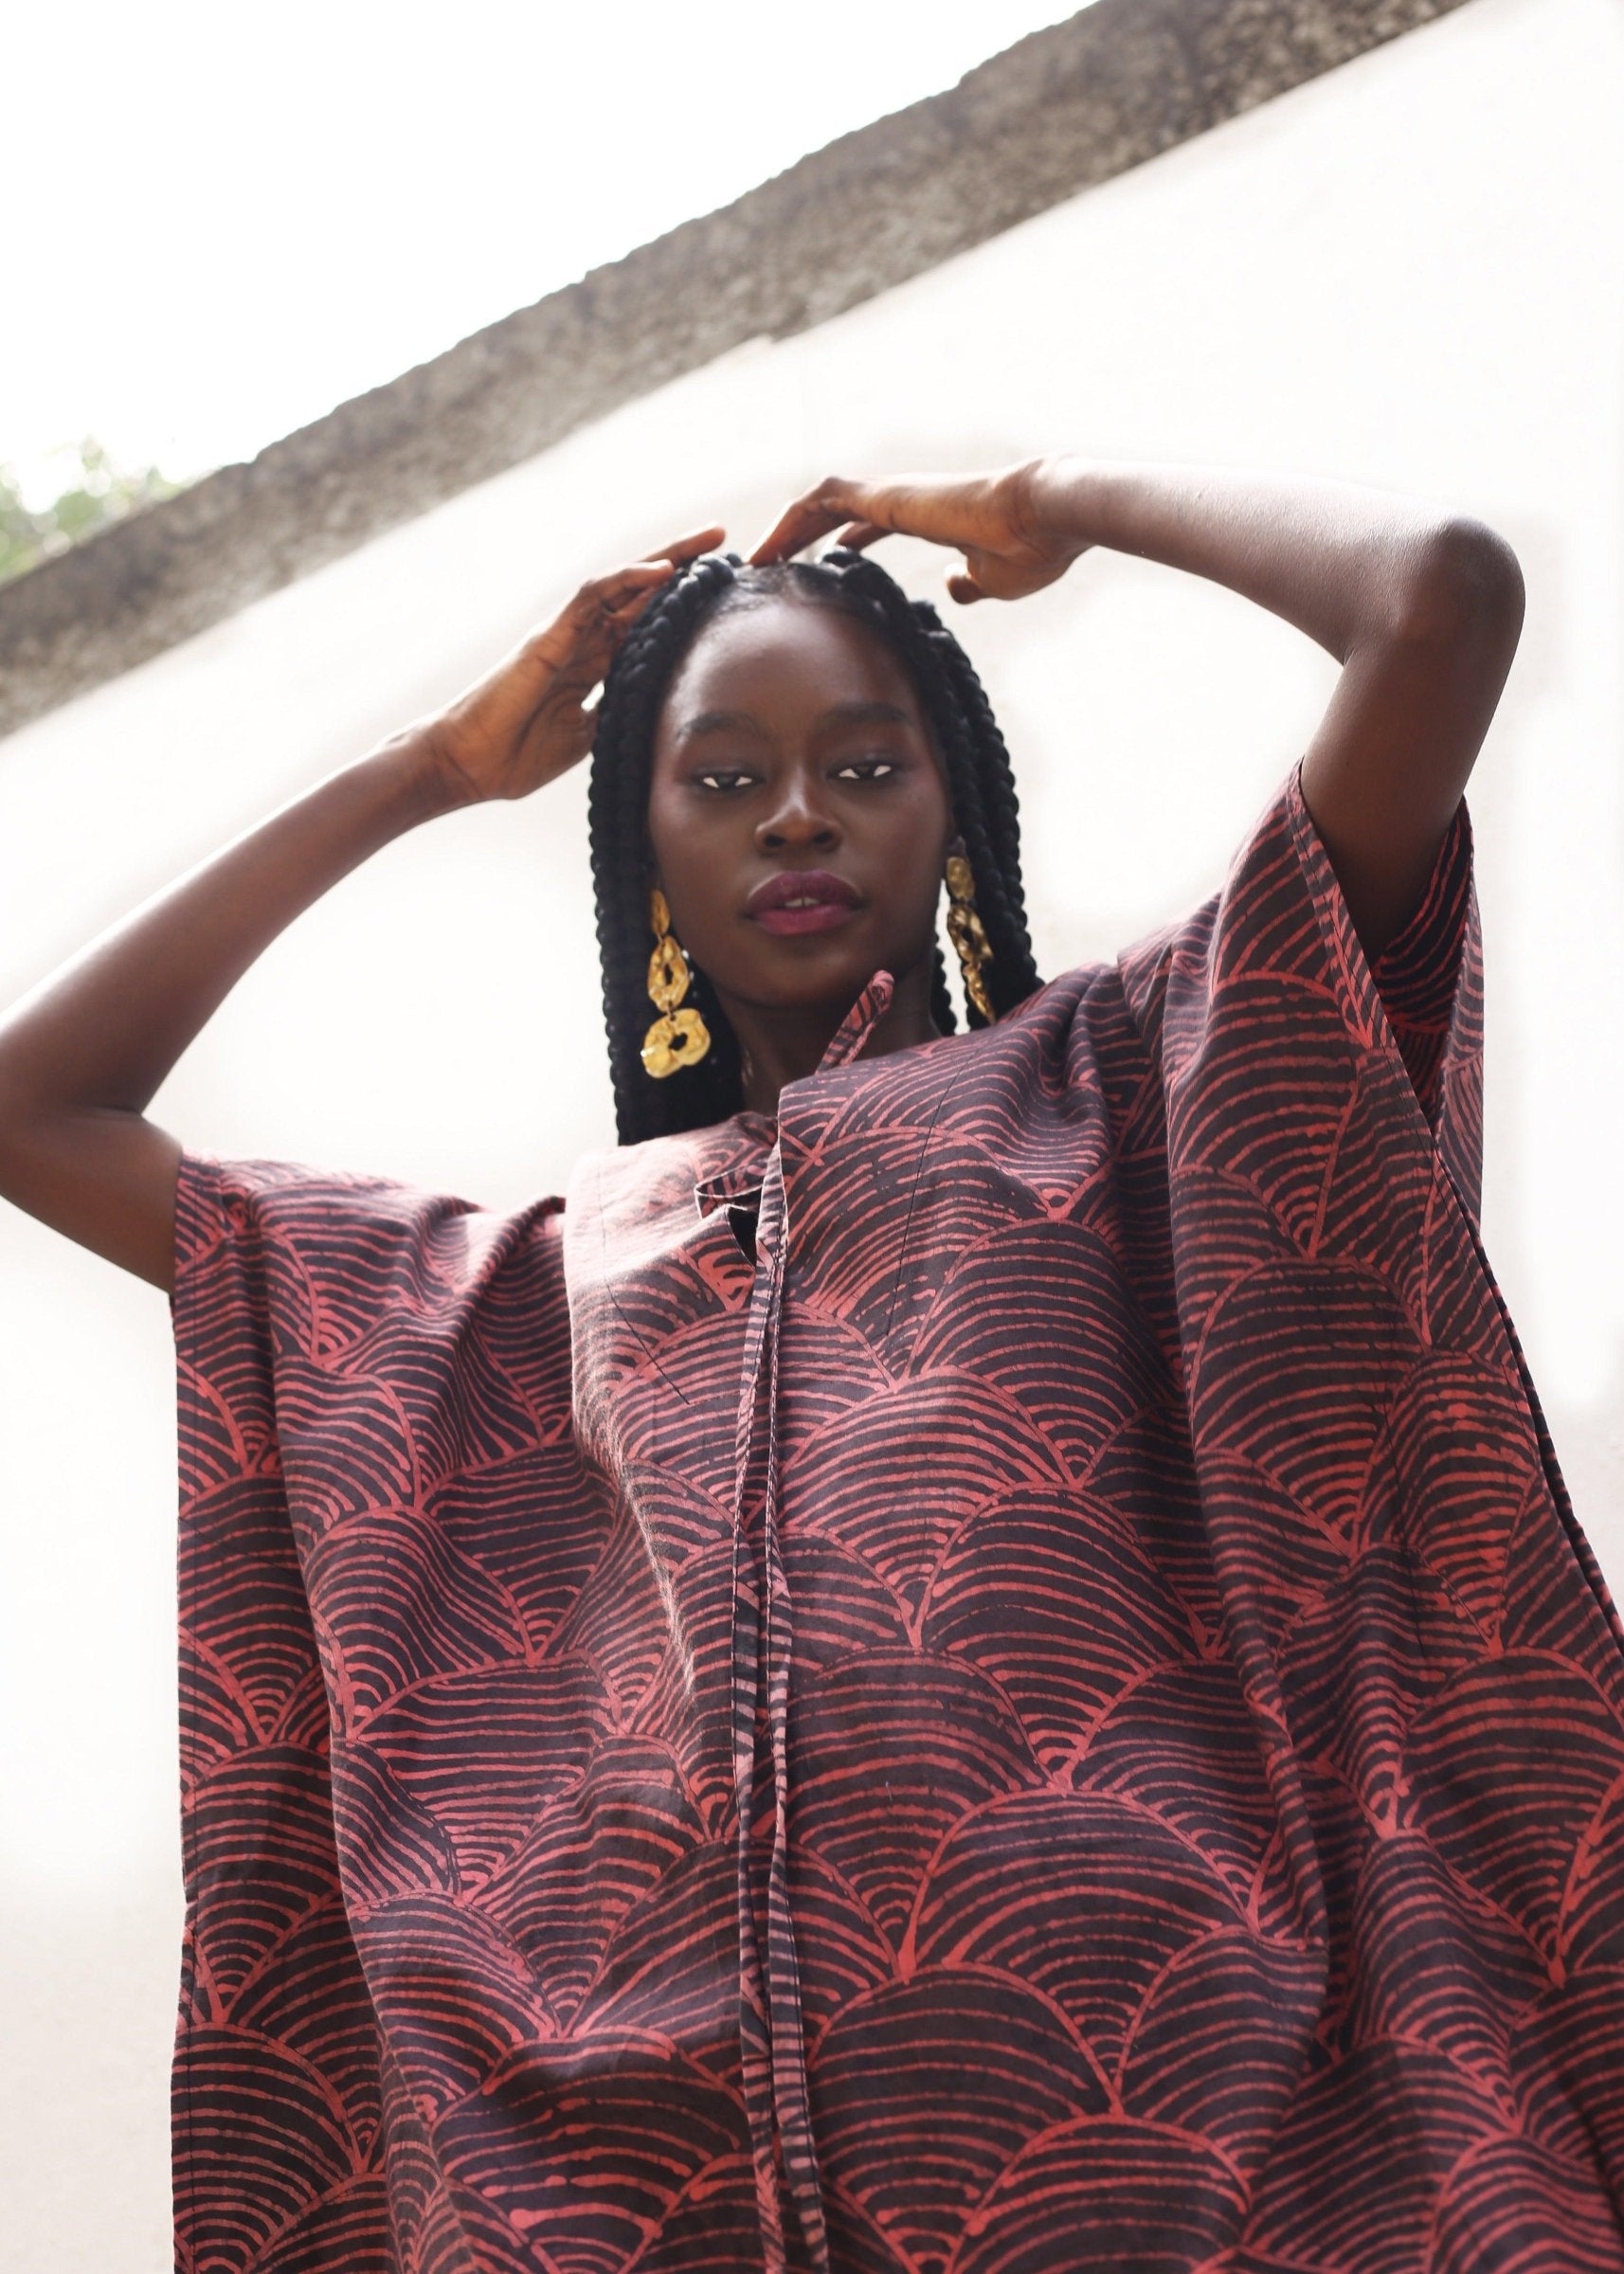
945, 843, 996, 1024
641, 887, 713, 1078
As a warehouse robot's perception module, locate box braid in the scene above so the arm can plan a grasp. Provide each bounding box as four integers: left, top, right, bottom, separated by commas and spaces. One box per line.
587, 548, 1041, 1146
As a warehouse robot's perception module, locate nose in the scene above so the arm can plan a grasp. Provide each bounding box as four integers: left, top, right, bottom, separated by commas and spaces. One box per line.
756, 771, 839, 855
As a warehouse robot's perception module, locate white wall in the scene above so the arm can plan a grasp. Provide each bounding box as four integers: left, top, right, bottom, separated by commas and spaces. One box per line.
2, 0, 1620, 2255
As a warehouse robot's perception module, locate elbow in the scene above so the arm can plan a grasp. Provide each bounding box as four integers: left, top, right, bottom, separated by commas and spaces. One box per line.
1393, 515, 1526, 646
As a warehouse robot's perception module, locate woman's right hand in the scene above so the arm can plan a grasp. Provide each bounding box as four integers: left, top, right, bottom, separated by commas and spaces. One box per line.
0, 523, 727, 1294
415, 526, 726, 806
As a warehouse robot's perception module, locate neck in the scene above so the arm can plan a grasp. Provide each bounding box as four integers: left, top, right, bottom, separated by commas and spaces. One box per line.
719, 955, 942, 1116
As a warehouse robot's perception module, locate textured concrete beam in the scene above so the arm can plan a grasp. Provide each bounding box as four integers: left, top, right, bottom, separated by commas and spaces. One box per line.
0, 0, 1471, 741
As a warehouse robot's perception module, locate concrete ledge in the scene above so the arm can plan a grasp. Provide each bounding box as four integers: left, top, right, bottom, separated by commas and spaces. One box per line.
0, 0, 1471, 741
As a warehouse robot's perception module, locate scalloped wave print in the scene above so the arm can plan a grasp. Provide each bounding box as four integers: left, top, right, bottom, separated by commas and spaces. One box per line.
170, 774, 1624, 2271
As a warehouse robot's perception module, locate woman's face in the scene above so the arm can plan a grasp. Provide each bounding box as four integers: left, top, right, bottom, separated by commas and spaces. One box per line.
645, 596, 954, 1024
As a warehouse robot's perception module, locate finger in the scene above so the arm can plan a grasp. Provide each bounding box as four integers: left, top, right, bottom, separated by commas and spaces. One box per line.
573, 609, 652, 686
595, 574, 685, 663
834, 519, 890, 552
599, 593, 659, 653
946, 569, 985, 605
748, 479, 862, 567
515, 560, 676, 671
639, 523, 726, 566
554, 540, 716, 637
605, 580, 665, 620
570, 559, 683, 618
746, 505, 821, 567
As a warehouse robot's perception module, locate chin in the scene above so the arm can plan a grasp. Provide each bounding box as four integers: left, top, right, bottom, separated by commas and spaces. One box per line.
723, 932, 926, 1016
734, 966, 875, 1016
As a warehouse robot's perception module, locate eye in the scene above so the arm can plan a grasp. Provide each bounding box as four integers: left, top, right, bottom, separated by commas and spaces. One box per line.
832, 755, 901, 782
694, 767, 758, 793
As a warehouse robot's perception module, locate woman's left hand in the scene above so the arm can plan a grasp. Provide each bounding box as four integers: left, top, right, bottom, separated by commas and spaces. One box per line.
748, 460, 1091, 603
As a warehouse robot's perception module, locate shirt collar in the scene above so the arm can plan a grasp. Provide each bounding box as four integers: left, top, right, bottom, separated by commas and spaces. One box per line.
691, 969, 896, 1221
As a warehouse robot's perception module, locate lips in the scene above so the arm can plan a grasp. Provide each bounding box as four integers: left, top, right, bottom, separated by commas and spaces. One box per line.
741, 864, 855, 918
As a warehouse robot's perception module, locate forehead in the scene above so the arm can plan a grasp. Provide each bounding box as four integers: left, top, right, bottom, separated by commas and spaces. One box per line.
658, 596, 926, 729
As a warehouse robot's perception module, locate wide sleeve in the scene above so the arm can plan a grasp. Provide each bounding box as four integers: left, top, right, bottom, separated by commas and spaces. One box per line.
1106, 762, 1624, 2245
165, 1144, 576, 2263
1286, 763, 1483, 1224
168, 1139, 576, 1771
1119, 758, 1482, 1228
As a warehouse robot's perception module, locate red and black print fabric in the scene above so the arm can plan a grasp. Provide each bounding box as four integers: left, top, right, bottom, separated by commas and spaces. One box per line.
169, 763, 1624, 2271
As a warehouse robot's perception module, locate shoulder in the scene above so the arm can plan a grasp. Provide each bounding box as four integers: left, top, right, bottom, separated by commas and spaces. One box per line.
171, 1143, 568, 1330
1101, 759, 1483, 1210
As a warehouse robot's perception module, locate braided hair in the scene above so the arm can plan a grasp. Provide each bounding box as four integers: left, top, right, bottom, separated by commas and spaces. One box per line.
586, 548, 1041, 1146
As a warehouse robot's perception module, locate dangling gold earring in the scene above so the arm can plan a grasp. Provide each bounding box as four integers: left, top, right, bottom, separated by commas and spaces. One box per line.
641, 887, 713, 1078
944, 840, 996, 1024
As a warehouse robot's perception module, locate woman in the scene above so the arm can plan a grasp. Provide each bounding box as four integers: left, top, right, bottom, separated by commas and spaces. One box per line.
2, 456, 1620, 2273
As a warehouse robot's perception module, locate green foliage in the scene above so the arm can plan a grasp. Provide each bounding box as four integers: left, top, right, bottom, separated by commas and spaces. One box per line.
0, 438, 183, 587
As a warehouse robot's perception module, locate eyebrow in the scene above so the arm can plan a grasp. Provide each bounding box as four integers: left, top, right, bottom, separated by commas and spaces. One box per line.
675, 698, 915, 745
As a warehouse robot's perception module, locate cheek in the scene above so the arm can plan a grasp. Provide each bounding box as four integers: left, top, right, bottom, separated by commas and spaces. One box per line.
645, 777, 710, 884
898, 748, 952, 831
644, 789, 736, 955
891, 778, 953, 887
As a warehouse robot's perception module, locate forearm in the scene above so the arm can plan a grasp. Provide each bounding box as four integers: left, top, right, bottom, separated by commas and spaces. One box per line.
0, 729, 464, 1120
751, 454, 1521, 967
0, 539, 677, 1291
1022, 455, 1497, 660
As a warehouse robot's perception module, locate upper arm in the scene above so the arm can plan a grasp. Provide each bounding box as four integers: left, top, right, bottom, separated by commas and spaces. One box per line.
0, 1107, 183, 1293
1299, 516, 1525, 960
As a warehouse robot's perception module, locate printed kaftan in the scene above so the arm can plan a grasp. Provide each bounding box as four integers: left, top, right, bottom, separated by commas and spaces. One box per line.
168, 764, 1624, 2273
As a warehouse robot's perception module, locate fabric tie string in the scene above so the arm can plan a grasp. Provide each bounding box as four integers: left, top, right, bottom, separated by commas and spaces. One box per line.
728, 972, 894, 2273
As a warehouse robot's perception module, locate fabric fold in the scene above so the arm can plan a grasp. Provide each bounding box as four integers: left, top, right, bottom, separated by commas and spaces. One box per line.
728, 971, 895, 2274
165, 773, 1624, 2274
